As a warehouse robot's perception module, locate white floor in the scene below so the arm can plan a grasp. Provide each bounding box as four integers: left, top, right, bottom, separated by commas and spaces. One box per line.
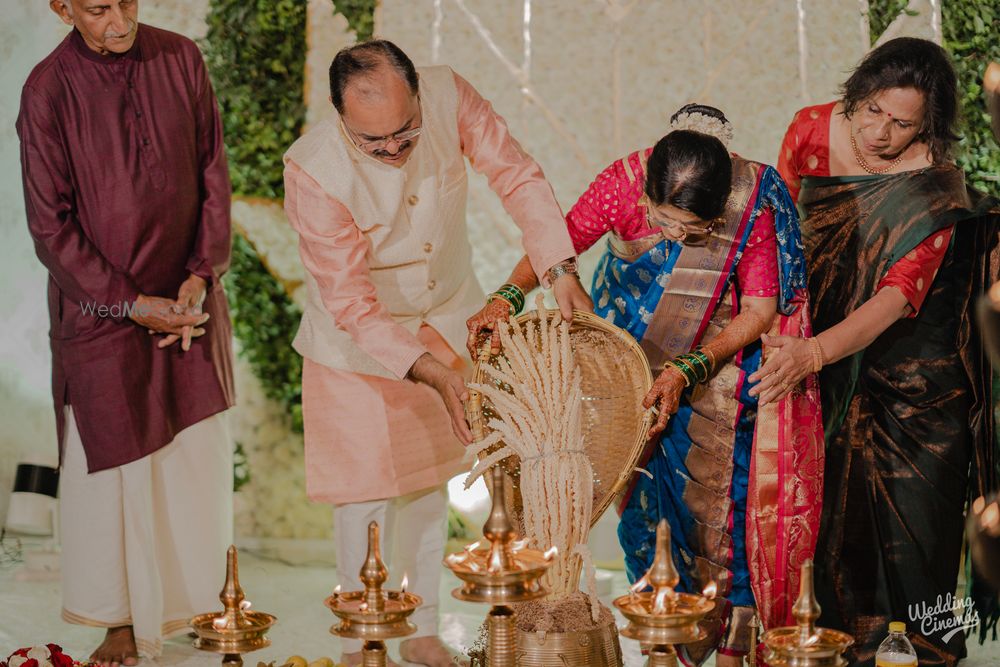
1, 538, 998, 667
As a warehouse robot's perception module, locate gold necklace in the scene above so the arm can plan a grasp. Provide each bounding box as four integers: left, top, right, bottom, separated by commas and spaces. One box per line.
850, 132, 905, 174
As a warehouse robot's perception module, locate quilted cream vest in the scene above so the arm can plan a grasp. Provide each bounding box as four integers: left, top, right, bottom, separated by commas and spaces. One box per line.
284, 66, 484, 378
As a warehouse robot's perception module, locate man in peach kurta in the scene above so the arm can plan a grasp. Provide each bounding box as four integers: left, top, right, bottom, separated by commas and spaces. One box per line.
282, 40, 589, 666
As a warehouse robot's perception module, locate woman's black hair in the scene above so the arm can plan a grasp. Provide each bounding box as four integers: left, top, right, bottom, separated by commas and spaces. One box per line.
645, 104, 733, 221
840, 37, 959, 163
329, 39, 419, 113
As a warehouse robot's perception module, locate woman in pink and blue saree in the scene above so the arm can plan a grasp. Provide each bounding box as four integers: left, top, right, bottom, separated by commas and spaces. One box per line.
468, 105, 824, 665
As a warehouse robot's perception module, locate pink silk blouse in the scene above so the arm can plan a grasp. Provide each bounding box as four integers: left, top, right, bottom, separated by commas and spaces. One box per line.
566, 149, 779, 298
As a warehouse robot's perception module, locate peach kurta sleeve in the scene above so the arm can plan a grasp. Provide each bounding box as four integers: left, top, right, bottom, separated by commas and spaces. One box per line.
284, 160, 428, 380
453, 71, 575, 284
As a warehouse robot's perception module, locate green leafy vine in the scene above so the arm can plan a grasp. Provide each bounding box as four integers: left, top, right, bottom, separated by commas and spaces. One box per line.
202, 0, 308, 430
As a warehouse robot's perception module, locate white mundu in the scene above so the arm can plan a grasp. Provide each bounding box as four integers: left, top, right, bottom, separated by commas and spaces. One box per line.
59, 407, 233, 658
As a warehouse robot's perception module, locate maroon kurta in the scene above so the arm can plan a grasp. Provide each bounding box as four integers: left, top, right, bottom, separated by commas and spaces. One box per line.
17, 25, 235, 472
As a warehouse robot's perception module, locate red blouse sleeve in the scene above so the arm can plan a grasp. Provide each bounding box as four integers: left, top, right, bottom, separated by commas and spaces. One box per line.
777, 103, 834, 204
877, 226, 953, 316
565, 159, 625, 254
777, 116, 803, 204
736, 207, 779, 297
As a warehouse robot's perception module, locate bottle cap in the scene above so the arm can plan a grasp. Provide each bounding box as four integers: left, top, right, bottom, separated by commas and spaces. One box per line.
889, 621, 906, 633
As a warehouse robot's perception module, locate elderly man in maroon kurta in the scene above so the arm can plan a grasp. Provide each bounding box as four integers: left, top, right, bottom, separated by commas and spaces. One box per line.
17, 2, 235, 665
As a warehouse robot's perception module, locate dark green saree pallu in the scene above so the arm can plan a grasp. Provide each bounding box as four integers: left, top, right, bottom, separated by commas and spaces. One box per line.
800, 165, 1000, 666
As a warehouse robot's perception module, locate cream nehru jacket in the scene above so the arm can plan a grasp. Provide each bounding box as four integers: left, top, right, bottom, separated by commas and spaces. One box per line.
284, 66, 483, 379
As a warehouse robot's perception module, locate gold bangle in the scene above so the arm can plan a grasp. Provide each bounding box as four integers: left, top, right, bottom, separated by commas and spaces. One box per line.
807, 336, 825, 373
700, 346, 717, 371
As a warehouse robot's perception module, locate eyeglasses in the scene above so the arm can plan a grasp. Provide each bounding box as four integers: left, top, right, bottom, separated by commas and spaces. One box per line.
640, 194, 717, 242
348, 125, 422, 153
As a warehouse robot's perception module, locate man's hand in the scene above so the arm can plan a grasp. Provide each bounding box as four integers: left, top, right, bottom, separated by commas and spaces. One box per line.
154, 274, 208, 351
177, 273, 208, 312
408, 353, 474, 445
552, 273, 593, 324
129, 293, 210, 350
465, 298, 513, 358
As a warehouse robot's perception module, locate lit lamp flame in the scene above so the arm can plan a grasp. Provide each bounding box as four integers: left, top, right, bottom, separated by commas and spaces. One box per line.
543, 546, 559, 561
652, 587, 671, 614
212, 617, 228, 630
333, 584, 342, 597
445, 553, 468, 565
702, 581, 718, 600
359, 602, 368, 612
630, 576, 649, 594
511, 539, 528, 552
401, 574, 409, 593
487, 547, 504, 573
240, 600, 252, 611
465, 541, 481, 553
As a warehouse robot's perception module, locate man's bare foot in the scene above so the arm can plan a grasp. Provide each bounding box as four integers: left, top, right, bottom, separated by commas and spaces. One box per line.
339, 651, 399, 667
90, 626, 139, 667
399, 636, 469, 667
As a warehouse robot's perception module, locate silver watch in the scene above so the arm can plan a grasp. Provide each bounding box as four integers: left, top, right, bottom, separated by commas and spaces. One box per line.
546, 258, 579, 283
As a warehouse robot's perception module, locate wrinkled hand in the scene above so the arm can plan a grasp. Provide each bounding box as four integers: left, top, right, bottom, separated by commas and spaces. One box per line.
552, 273, 593, 324
409, 353, 473, 445
154, 274, 209, 351
747, 333, 812, 405
130, 293, 210, 350
465, 298, 513, 358
643, 365, 686, 440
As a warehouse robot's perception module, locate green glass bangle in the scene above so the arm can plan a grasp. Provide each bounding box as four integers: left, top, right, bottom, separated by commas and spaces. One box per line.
487, 293, 516, 316
677, 358, 700, 381
502, 288, 526, 314
667, 359, 696, 387
494, 287, 524, 314
497, 286, 524, 303
680, 352, 710, 382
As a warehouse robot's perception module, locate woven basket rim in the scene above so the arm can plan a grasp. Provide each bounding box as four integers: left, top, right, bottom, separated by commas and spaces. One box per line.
470, 308, 654, 526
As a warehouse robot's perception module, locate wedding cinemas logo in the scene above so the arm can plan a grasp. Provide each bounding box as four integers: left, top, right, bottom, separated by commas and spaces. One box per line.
908, 593, 980, 641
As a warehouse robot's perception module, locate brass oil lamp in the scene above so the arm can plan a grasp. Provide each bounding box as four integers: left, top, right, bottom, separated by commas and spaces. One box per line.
190, 545, 277, 667
325, 521, 422, 667
612, 520, 715, 667
443, 464, 554, 667
761, 560, 853, 667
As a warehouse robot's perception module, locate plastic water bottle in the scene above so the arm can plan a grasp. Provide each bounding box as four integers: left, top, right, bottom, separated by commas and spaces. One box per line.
875, 621, 918, 667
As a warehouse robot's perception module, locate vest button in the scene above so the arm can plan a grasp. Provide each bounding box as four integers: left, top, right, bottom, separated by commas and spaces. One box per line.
427, 280, 437, 290
407, 194, 419, 206
423, 242, 433, 253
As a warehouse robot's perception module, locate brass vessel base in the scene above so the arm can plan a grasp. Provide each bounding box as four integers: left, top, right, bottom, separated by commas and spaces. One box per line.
487, 606, 517, 667
515, 618, 623, 667
647, 645, 678, 667
362, 640, 388, 667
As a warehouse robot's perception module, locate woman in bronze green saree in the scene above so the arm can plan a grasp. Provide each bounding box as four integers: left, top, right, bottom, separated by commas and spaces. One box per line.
753, 38, 1000, 666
